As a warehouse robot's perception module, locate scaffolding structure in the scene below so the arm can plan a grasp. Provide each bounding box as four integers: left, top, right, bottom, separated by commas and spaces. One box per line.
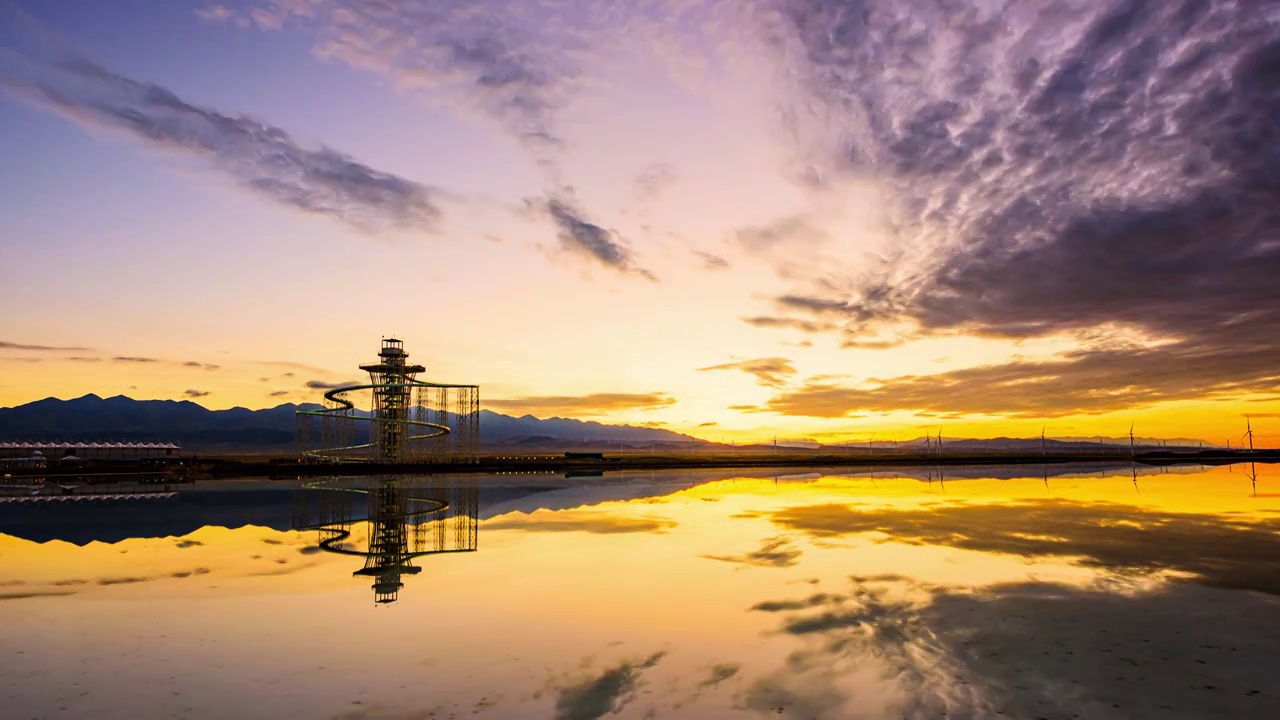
292, 475, 479, 604
295, 338, 480, 463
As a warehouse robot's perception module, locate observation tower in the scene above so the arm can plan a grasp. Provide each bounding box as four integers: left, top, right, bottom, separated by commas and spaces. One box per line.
295, 338, 479, 463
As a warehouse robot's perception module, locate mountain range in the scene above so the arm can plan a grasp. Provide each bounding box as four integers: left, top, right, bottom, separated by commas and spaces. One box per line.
0, 394, 694, 449
0, 395, 1215, 451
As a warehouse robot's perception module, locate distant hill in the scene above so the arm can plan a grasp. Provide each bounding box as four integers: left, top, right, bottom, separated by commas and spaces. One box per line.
0, 394, 693, 449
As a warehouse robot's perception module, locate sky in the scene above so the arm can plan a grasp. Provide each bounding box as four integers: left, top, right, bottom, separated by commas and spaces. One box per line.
1, 0, 1279, 445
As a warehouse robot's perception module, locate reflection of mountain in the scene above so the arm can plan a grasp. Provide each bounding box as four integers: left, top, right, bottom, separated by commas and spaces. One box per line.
292, 476, 478, 604
0, 395, 692, 448
0, 463, 1225, 545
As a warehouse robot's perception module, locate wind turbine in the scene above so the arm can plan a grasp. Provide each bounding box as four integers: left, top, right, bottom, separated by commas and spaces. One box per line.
1129, 422, 1136, 458
1244, 417, 1255, 452
867, 432, 877, 453
1041, 425, 1047, 457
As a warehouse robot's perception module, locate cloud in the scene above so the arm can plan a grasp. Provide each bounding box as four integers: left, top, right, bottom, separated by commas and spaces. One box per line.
232, 0, 587, 154
537, 193, 655, 279
268, 390, 289, 397
0, 54, 443, 232
484, 392, 675, 417
0, 340, 90, 351
635, 163, 676, 199
759, 1, 1280, 408
553, 651, 666, 720
699, 357, 797, 388
304, 379, 363, 390
183, 389, 211, 398
485, 510, 676, 535
113, 356, 158, 363
741, 316, 838, 334
736, 215, 829, 256
694, 250, 729, 271
703, 535, 803, 569
183, 361, 221, 371
766, 338, 1280, 418
254, 360, 330, 373
66, 356, 101, 362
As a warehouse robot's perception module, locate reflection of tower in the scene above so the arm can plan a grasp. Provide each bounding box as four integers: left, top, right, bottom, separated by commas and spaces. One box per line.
357, 477, 422, 604
360, 339, 426, 463
293, 475, 479, 604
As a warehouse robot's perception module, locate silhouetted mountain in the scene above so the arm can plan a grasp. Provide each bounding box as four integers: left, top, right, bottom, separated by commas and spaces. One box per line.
0, 395, 691, 449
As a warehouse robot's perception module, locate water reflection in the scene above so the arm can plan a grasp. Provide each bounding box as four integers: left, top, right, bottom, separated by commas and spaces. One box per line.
1, 463, 1278, 719
292, 475, 478, 603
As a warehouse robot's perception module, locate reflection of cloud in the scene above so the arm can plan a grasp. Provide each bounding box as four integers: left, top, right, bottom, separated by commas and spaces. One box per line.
767, 500, 1280, 595
748, 578, 1280, 719
703, 535, 802, 568
699, 357, 797, 388
1, 56, 443, 232
484, 392, 675, 416
486, 510, 676, 535
751, 593, 836, 613
699, 663, 740, 688
553, 651, 665, 720
97, 576, 150, 585
1, 590, 77, 600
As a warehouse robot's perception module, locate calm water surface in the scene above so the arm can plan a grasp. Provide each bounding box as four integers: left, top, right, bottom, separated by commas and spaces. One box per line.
2, 464, 1279, 719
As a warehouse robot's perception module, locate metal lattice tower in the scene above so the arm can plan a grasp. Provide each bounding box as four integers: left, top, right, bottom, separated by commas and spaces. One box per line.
295, 338, 480, 464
